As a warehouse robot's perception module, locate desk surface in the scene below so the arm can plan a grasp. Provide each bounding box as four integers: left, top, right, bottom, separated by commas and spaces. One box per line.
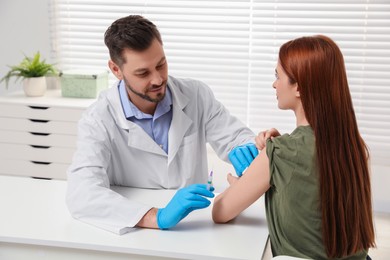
0, 89, 95, 108
0, 175, 269, 260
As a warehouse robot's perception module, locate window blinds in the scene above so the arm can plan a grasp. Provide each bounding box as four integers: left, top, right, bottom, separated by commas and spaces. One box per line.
50, 0, 390, 165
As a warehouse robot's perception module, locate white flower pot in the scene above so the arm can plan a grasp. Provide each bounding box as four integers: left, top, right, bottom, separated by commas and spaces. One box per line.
23, 77, 47, 97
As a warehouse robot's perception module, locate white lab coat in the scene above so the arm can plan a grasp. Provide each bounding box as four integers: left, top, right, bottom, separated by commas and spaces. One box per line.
66, 76, 255, 234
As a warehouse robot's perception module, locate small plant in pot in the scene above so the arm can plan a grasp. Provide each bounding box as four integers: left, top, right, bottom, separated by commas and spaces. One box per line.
0, 52, 57, 97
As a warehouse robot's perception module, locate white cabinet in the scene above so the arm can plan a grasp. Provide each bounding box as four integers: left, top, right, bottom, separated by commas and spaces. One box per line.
0, 90, 96, 179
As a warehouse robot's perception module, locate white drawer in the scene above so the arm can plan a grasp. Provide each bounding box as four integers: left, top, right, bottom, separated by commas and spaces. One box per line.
0, 117, 78, 135
0, 143, 75, 164
0, 158, 68, 179
0, 130, 77, 148
0, 103, 84, 122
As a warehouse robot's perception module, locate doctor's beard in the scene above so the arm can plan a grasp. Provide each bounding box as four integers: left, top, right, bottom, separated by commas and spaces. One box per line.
123, 77, 166, 103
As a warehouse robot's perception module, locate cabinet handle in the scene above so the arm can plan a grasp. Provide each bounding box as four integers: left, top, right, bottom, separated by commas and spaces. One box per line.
29, 119, 50, 123
30, 161, 52, 165
28, 106, 49, 110
29, 132, 50, 136
30, 145, 51, 149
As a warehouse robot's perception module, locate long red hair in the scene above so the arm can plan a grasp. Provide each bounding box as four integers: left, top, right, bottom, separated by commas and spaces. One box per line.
279, 35, 375, 258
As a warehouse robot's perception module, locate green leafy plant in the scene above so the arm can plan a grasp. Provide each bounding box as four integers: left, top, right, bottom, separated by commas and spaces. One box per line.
1, 52, 57, 89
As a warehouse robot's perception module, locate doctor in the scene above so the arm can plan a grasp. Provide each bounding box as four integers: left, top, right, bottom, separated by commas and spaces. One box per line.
66, 15, 258, 234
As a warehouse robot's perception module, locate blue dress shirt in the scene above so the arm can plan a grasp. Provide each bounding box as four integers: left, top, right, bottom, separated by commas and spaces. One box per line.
118, 80, 173, 153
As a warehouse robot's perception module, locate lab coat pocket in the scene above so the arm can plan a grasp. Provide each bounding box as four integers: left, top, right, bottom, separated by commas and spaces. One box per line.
175, 131, 205, 184
181, 131, 198, 146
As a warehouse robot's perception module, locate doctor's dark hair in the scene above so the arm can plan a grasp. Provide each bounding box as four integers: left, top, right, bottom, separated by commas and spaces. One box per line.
104, 15, 163, 67
279, 35, 375, 258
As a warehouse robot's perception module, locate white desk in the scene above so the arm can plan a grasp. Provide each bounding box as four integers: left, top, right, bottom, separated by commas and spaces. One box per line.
0, 175, 269, 260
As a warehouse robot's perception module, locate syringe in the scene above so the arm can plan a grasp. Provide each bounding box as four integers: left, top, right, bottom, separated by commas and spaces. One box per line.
207, 170, 213, 191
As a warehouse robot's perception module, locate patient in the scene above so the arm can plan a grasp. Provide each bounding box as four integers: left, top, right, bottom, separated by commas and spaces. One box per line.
212, 35, 375, 259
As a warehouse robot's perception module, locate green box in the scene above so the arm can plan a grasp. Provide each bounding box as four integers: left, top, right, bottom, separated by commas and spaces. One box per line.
60, 70, 109, 98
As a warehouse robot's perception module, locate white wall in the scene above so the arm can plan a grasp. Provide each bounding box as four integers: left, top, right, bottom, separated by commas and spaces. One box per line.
0, 0, 52, 95
371, 165, 390, 213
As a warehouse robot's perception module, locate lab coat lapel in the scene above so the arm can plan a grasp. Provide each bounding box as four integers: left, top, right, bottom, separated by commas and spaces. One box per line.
168, 80, 192, 165
106, 82, 129, 130
127, 123, 167, 156
106, 82, 166, 156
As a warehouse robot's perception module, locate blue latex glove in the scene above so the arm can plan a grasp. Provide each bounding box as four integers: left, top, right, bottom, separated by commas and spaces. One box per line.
157, 184, 214, 229
228, 143, 259, 177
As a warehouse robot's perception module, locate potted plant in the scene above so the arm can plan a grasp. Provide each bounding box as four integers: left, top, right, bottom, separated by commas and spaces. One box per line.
0, 52, 57, 97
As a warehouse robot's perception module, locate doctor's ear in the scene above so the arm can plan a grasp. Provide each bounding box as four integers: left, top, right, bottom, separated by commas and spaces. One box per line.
108, 60, 123, 80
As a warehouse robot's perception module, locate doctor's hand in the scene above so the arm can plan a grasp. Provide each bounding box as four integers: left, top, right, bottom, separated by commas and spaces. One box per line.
157, 184, 214, 229
228, 143, 259, 177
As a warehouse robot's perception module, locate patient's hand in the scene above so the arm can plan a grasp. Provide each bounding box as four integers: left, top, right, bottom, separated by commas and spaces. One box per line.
227, 173, 239, 186
255, 128, 281, 150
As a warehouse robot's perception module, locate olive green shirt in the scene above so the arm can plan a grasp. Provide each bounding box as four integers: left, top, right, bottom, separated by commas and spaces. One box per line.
265, 126, 367, 259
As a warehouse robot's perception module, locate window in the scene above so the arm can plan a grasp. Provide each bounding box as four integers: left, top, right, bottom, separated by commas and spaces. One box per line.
50, 0, 390, 165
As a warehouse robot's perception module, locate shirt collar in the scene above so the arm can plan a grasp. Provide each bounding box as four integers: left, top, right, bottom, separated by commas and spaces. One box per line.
118, 80, 172, 120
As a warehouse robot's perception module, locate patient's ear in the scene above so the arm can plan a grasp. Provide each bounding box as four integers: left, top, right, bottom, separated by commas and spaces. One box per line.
108, 60, 123, 80
294, 83, 300, 98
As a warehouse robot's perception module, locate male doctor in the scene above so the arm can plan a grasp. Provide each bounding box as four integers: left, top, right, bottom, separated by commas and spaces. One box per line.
66, 15, 258, 234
